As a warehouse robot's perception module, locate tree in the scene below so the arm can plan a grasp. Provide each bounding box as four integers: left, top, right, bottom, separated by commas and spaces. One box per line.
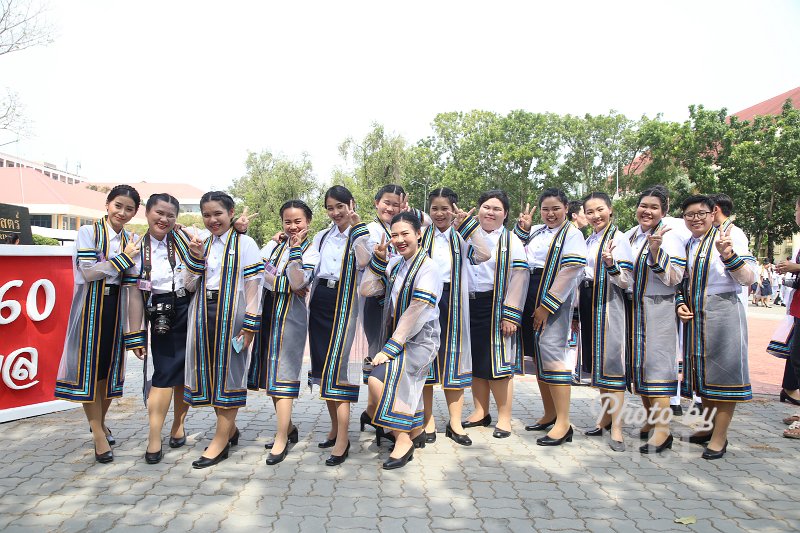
228, 150, 320, 246
0, 0, 53, 134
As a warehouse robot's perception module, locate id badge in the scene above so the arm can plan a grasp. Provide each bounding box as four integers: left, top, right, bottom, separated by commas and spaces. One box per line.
264, 263, 279, 276
137, 279, 152, 291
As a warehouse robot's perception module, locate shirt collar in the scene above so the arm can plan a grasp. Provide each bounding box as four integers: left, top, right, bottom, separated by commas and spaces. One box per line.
435, 226, 451, 238
214, 228, 232, 244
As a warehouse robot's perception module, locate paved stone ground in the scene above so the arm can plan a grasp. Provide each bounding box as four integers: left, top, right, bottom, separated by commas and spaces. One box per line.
2, 331, 799, 532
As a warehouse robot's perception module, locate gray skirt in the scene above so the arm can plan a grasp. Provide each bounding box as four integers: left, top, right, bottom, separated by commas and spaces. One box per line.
630, 293, 678, 397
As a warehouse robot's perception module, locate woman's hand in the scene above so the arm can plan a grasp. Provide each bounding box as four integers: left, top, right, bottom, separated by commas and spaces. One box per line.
518, 203, 535, 232
272, 231, 287, 243
676, 303, 694, 323
346, 200, 361, 226
234, 206, 259, 234
500, 319, 517, 337
291, 228, 308, 247
647, 225, 671, 257
243, 330, 255, 350
453, 203, 475, 227
602, 240, 617, 267
532, 305, 550, 332
124, 234, 143, 256
188, 227, 207, 259
714, 226, 733, 260
133, 348, 145, 360
374, 234, 389, 261
372, 352, 390, 366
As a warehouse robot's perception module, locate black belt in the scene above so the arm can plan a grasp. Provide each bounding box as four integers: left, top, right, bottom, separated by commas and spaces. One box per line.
153, 290, 189, 301
319, 278, 339, 289
469, 290, 493, 300
442, 282, 451, 292
530, 268, 544, 276
103, 284, 119, 297
205, 290, 219, 301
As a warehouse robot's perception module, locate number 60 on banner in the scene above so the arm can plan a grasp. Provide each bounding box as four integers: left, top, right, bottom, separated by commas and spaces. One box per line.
0, 279, 57, 324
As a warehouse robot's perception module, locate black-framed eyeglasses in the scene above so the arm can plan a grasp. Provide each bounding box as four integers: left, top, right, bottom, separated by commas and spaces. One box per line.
682, 211, 711, 220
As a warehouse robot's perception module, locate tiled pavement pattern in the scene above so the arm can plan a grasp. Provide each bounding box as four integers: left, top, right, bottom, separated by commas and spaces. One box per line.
1, 356, 797, 533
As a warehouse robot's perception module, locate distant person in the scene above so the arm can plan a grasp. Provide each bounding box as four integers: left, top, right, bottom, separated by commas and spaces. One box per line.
568, 200, 588, 230
776, 196, 800, 438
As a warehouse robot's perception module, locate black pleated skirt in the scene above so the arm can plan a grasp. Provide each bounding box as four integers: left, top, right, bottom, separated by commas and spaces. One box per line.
149, 292, 190, 388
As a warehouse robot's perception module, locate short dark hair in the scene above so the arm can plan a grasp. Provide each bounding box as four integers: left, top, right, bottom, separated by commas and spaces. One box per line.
324, 185, 354, 206
477, 189, 510, 222
681, 194, 715, 212
428, 187, 458, 207
538, 188, 568, 208
280, 199, 313, 221
107, 184, 141, 207
568, 200, 583, 219
582, 191, 612, 209
146, 193, 180, 213
638, 187, 668, 213
710, 193, 733, 217
390, 211, 421, 232
375, 184, 405, 202
200, 191, 235, 211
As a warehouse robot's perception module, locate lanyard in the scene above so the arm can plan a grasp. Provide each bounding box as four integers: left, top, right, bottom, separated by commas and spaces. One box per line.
142, 233, 177, 294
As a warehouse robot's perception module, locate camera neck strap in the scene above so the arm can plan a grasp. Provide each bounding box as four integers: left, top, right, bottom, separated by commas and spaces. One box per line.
142, 232, 177, 294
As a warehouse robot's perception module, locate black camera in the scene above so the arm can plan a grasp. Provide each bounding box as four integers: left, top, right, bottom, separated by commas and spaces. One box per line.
784, 276, 800, 290
146, 302, 175, 335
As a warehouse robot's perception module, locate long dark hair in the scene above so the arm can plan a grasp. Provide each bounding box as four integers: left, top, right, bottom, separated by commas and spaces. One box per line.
324, 185, 354, 206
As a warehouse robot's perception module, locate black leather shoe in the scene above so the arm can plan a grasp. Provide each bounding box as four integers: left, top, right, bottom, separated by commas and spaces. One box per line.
425, 431, 437, 444
780, 389, 800, 406
609, 439, 626, 452
639, 428, 653, 440
375, 426, 395, 446
318, 437, 337, 448
229, 428, 240, 446
90, 426, 116, 446
390, 432, 426, 453
94, 447, 114, 464
192, 444, 230, 469
525, 419, 556, 432
536, 427, 573, 446
462, 414, 492, 428
169, 434, 187, 449
266, 426, 299, 449
670, 404, 683, 416
360, 411, 376, 431
325, 441, 350, 466
687, 432, 712, 445
639, 434, 673, 454
266, 447, 289, 465
584, 422, 612, 437
493, 427, 511, 439
383, 445, 414, 470
701, 440, 728, 460
145, 447, 163, 464
445, 424, 472, 446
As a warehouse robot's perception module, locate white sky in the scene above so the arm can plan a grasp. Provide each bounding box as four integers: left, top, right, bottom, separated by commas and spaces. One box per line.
2, 0, 799, 191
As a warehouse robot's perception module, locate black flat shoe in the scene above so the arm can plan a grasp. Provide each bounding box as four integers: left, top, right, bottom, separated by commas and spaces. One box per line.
584, 422, 612, 437
266, 447, 289, 465
266, 426, 299, 450
229, 428, 240, 446
318, 437, 337, 449
375, 426, 395, 446
702, 440, 728, 460
639, 434, 673, 454
425, 431, 437, 444
169, 434, 187, 449
94, 447, 113, 464
687, 432, 712, 445
325, 441, 350, 466
145, 447, 163, 464
360, 411, 376, 431
609, 439, 626, 452
780, 389, 800, 406
493, 427, 511, 439
445, 424, 472, 446
462, 414, 492, 428
383, 445, 414, 470
536, 427, 573, 446
525, 419, 556, 432
192, 444, 230, 469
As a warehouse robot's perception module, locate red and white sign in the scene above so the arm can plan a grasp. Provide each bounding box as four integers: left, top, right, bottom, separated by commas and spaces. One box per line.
0, 245, 78, 422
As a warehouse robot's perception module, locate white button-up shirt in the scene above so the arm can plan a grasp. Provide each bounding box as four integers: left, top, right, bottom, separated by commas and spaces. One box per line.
431, 226, 453, 280
105, 226, 124, 285
584, 230, 603, 281
468, 227, 503, 292
525, 225, 558, 269
205, 229, 232, 290
318, 224, 350, 281
149, 235, 184, 294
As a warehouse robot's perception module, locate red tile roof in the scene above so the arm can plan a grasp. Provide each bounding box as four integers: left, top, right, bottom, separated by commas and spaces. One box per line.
86, 181, 205, 200
731, 86, 800, 122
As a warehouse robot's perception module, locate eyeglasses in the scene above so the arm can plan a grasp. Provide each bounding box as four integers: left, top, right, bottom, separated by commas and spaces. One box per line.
682, 211, 711, 220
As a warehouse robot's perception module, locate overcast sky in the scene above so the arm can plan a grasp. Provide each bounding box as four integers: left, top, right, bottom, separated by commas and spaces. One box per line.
2, 0, 799, 191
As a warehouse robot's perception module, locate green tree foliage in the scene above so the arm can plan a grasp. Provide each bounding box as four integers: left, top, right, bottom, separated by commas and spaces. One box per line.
32, 233, 59, 245
229, 150, 319, 246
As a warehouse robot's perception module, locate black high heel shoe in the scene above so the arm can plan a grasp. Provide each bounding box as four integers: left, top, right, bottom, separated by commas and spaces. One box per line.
687, 432, 712, 445
584, 422, 612, 437
89, 426, 116, 446
375, 426, 396, 446
425, 431, 437, 444
144, 446, 163, 464
536, 426, 573, 446
639, 434, 673, 454
169, 433, 187, 449
445, 424, 472, 446
229, 428, 240, 446
383, 445, 414, 470
265, 426, 299, 450
325, 441, 350, 466
412, 432, 427, 449
94, 446, 113, 464
266, 439, 293, 465
462, 414, 492, 428
525, 418, 556, 432
360, 411, 377, 431
701, 440, 728, 460
639, 428, 653, 440
780, 389, 800, 406
192, 444, 230, 469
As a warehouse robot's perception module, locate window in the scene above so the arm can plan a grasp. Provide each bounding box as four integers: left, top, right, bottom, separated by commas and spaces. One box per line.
30, 215, 52, 228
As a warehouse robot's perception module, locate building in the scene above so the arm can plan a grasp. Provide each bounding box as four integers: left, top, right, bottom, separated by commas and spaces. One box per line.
85, 181, 205, 213
0, 152, 86, 185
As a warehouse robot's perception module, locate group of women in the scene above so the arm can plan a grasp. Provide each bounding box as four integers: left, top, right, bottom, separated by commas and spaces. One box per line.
54, 181, 757, 470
